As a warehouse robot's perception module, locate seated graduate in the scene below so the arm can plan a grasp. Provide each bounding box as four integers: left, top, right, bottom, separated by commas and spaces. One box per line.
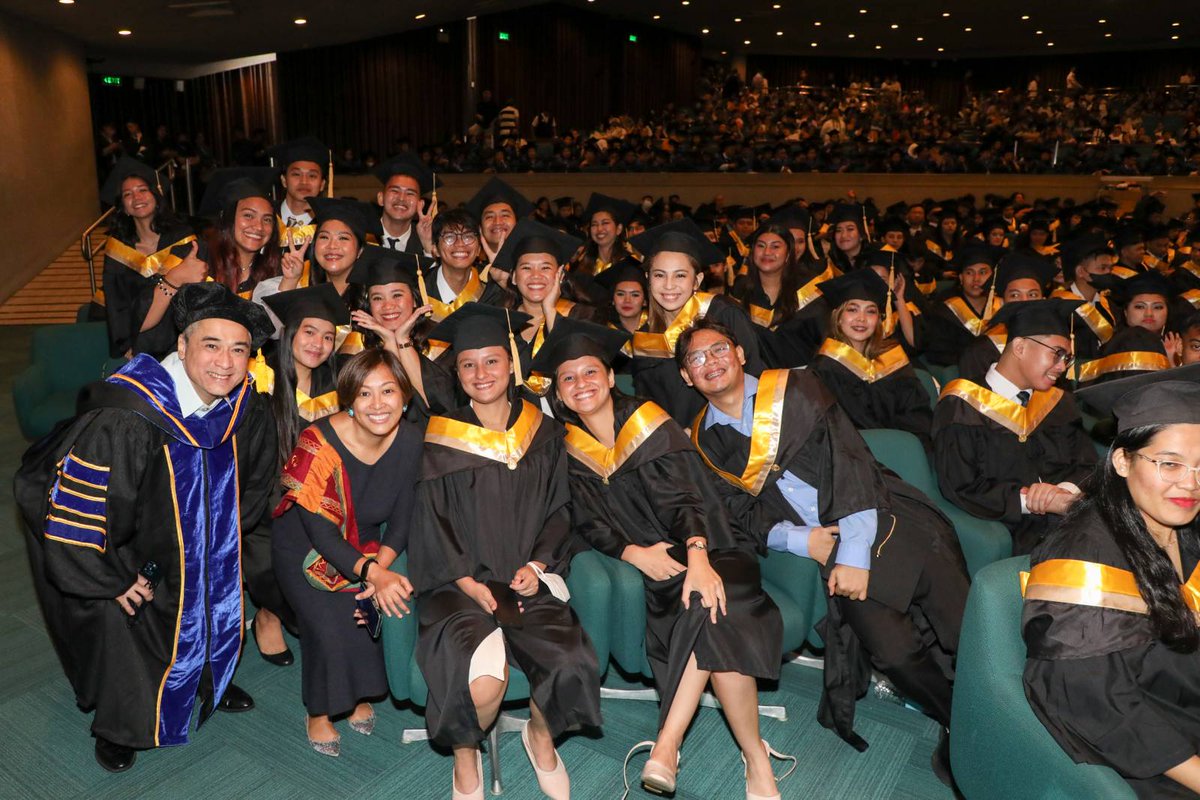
1024, 365, 1200, 800
463, 176, 535, 270
272, 350, 423, 757
956, 251, 1056, 384
372, 152, 435, 256
933, 299, 1098, 555
593, 258, 647, 335
626, 219, 763, 426
198, 171, 288, 302
576, 192, 639, 276
681, 318, 969, 787
243, 284, 347, 667
408, 304, 602, 800
922, 243, 1005, 368
1080, 271, 1177, 384
532, 318, 791, 800
1050, 232, 1119, 362
100, 156, 208, 359
809, 270, 933, 450
827, 202, 871, 273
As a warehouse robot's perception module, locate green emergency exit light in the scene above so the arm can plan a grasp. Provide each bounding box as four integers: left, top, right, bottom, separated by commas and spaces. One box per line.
498, 31, 510, 41
102, 75, 122, 86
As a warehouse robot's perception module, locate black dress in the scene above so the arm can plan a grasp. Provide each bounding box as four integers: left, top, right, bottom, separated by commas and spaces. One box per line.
1024, 506, 1200, 799
564, 396, 782, 726
272, 416, 423, 717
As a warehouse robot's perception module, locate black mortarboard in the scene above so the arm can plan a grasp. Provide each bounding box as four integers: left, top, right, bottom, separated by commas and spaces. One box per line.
1091, 271, 1177, 304
878, 216, 907, 236
554, 196, 574, 208
101, 156, 162, 206
197, 167, 276, 216
263, 283, 351, 329
952, 243, 1006, 272
308, 196, 376, 244
728, 205, 756, 221
349, 245, 423, 291
583, 193, 639, 226
628, 219, 726, 266
527, 316, 632, 376
1060, 232, 1114, 269
767, 205, 811, 231
491, 220, 582, 273
828, 202, 867, 229
994, 252, 1057, 293
465, 177, 534, 222
372, 153, 434, 195
172, 282, 273, 351
986, 298, 1082, 338
1076, 364, 1200, 433
1114, 225, 1145, 250
593, 258, 647, 294
885, 201, 908, 217
817, 269, 890, 310
269, 136, 330, 170
427, 302, 532, 354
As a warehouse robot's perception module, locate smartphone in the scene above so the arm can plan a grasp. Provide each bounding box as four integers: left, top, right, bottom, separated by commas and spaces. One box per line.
485, 581, 524, 629
356, 597, 382, 639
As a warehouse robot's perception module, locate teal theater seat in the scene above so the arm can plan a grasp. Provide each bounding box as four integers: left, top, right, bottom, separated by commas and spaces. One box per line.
13, 323, 118, 440
950, 557, 1135, 800
913, 367, 941, 411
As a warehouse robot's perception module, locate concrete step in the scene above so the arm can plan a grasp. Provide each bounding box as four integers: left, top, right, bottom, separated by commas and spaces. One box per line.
0, 238, 97, 326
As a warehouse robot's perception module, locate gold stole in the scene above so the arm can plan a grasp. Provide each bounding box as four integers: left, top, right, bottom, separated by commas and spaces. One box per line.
882, 301, 922, 337
816, 339, 909, 382
103, 235, 197, 279
1181, 289, 1200, 310
1075, 351, 1170, 383
1052, 287, 1115, 344
337, 329, 365, 356
943, 295, 1002, 336
748, 303, 775, 328
631, 293, 716, 358
428, 269, 485, 322
1111, 265, 1138, 279
296, 388, 339, 422
689, 369, 788, 496
563, 402, 671, 484
278, 217, 316, 248
938, 379, 1063, 443
795, 263, 841, 312
987, 325, 1008, 353
524, 300, 576, 395
424, 400, 542, 470
1022, 558, 1200, 616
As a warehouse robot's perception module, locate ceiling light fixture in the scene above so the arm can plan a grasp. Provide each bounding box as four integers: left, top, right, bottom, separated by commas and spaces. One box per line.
916, 36, 924, 41
734, 16, 741, 22
58, 0, 74, 4
1104, 32, 1112, 38
1047, 41, 1054, 46
1097, 18, 1106, 23
1035, 30, 1043, 34
776, 31, 783, 36
294, 18, 307, 25
701, 27, 709, 33
415, 13, 426, 19
890, 23, 899, 29
942, 11, 950, 17
743, 38, 751, 44
874, 44, 882, 49
813, 21, 822, 26
847, 32, 855, 38
964, 26, 972, 31
1172, 34, 1180, 39
773, 3, 781, 7
653, 14, 661, 19
937, 46, 945, 51
1021, 14, 1029, 20
117, 28, 132, 35
859, 8, 868, 13
811, 41, 818, 47
1172, 21, 1180, 27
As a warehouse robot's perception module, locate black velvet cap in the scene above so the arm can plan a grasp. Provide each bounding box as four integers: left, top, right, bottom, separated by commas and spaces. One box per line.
269, 136, 329, 170
101, 156, 161, 206
861, 246, 902, 272
263, 283, 350, 328
628, 219, 726, 266
986, 298, 1082, 338
583, 193, 638, 226
1076, 364, 1200, 432
994, 252, 1057, 293
877, 216, 907, 236
1091, 271, 1177, 304
464, 177, 534, 222
767, 205, 811, 231
527, 316, 632, 376
593, 258, 647, 293
952, 243, 1006, 272
1060, 232, 1114, 269
350, 246, 423, 291
172, 282, 273, 351
490, 220, 582, 274
427, 302, 531, 352
817, 269, 890, 310
372, 153, 433, 194
728, 205, 756, 221
197, 167, 276, 216
828, 203, 866, 229
308, 196, 376, 245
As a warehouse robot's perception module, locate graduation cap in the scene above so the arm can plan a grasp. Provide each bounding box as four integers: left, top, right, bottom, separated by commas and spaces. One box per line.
269, 136, 330, 170
307, 196, 377, 244
1059, 232, 1114, 269
197, 167, 276, 216
817, 269, 890, 310
628, 219, 726, 266
885, 201, 908, 218
465, 177, 534, 222
349, 245, 423, 293
952, 243, 1006, 272
583, 193, 638, 226
994, 252, 1057, 293
981, 215, 1010, 233
828, 202, 867, 228
554, 196, 575, 209
490, 219, 582, 273
877, 216, 906, 236
172, 282, 273, 351
728, 205, 757, 221
372, 153, 434, 195
593, 258, 647, 294
1113, 225, 1145, 250
263, 283, 351, 329
101, 156, 162, 206
427, 302, 533, 385
527, 316, 632, 376
1091, 271, 1177, 305
986, 298, 1082, 338
1075, 364, 1200, 433
1026, 213, 1053, 234
767, 205, 811, 231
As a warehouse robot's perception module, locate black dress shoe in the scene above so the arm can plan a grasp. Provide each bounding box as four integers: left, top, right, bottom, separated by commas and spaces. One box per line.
251, 620, 295, 667
95, 737, 136, 773
217, 683, 255, 713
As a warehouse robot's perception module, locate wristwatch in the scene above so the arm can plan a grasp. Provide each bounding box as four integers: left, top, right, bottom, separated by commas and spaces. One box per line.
358, 558, 377, 584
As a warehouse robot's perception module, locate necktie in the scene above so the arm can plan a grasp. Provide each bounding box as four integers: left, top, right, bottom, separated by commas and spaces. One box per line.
286, 217, 301, 227
386, 237, 399, 249
1016, 390, 1031, 407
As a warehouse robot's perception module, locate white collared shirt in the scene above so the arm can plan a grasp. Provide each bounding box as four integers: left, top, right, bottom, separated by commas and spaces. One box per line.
380, 220, 412, 252
436, 267, 458, 303
161, 352, 230, 419
279, 199, 312, 227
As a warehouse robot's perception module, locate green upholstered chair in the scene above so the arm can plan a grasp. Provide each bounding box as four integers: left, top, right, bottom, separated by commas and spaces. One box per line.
925, 363, 960, 389
13, 323, 119, 441
913, 367, 941, 411
950, 557, 1135, 800
860, 428, 1011, 576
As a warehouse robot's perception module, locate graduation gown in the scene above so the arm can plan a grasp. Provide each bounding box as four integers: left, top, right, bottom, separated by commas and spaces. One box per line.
564, 397, 782, 727
514, 299, 601, 406
733, 263, 839, 369
1076, 326, 1171, 385
419, 265, 509, 361
1049, 287, 1117, 363
692, 369, 968, 748
809, 340, 933, 450
409, 400, 602, 746
1023, 506, 1200, 799
955, 326, 1008, 384
101, 225, 201, 358
932, 378, 1097, 555
630, 293, 764, 425
921, 293, 1003, 367
14, 355, 275, 749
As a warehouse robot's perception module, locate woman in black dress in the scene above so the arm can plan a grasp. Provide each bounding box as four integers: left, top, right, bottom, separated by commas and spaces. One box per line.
272, 350, 424, 756
1025, 366, 1200, 798
532, 317, 790, 800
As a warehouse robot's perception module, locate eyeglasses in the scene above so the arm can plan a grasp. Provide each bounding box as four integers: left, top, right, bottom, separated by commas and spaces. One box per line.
1132, 452, 1200, 485
1023, 336, 1075, 367
684, 340, 732, 369
439, 231, 478, 246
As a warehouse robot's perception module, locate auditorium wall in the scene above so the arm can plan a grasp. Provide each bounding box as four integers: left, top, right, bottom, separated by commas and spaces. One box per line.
0, 10, 97, 303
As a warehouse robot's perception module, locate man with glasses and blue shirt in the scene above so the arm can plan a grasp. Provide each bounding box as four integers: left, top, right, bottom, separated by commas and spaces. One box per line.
933, 298, 1099, 555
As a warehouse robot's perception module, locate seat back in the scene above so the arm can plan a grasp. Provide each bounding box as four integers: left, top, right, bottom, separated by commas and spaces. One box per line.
860, 428, 939, 496
31, 323, 111, 392
950, 557, 1135, 800
912, 367, 940, 411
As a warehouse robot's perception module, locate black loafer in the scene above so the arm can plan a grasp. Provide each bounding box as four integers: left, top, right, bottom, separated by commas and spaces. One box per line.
95, 737, 136, 773
217, 683, 255, 713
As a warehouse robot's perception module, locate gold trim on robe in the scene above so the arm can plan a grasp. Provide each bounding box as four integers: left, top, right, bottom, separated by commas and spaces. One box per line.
277, 218, 317, 248
938, 379, 1063, 442
424, 400, 542, 470
1181, 289, 1200, 310
428, 269, 485, 322
795, 263, 841, 312
1111, 265, 1138, 279
943, 295, 1003, 336
1022, 558, 1200, 616
1075, 351, 1171, 383
631, 293, 716, 359
296, 388, 339, 422
564, 402, 671, 482
1052, 288, 1116, 344
689, 368, 788, 496
816, 339, 910, 382
103, 235, 197, 279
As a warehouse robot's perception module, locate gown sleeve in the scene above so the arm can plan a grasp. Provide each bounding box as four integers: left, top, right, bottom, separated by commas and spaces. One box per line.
527, 442, 578, 575
379, 428, 423, 555
102, 261, 144, 358
567, 476, 632, 559
235, 393, 278, 530
410, 469, 475, 593
933, 417, 1023, 526
639, 449, 740, 551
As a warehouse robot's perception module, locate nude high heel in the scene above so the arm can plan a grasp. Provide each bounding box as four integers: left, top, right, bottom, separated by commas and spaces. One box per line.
451, 748, 484, 800
522, 721, 570, 800
742, 739, 797, 800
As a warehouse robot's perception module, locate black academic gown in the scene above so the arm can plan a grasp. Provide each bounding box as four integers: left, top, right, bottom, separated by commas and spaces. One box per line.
731, 265, 837, 369
955, 330, 1007, 384
14, 355, 275, 749
809, 340, 934, 451
922, 293, 1002, 367
409, 400, 602, 747
1049, 288, 1117, 363
631, 293, 764, 426
1024, 506, 1200, 800
1078, 326, 1171, 385
513, 300, 601, 407
932, 379, 1097, 555
693, 368, 969, 748
564, 396, 782, 727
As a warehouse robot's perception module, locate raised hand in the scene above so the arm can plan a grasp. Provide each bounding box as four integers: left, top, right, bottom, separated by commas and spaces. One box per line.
166, 241, 208, 285
280, 235, 309, 290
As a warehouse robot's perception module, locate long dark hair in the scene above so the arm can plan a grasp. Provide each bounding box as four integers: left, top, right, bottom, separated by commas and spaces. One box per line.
210, 200, 282, 293
269, 319, 339, 469
579, 212, 628, 275
107, 178, 183, 245
647, 250, 702, 332
1068, 424, 1200, 652
733, 224, 807, 322
548, 365, 626, 429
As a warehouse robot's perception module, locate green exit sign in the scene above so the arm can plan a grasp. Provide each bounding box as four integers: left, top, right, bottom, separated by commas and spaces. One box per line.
498, 31, 510, 41
102, 75, 122, 86
628, 34, 638, 42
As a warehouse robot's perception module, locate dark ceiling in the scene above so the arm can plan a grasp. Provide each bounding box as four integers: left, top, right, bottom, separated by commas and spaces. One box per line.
3, 0, 1194, 64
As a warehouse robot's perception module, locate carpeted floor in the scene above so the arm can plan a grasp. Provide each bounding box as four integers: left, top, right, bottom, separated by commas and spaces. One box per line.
0, 325, 951, 800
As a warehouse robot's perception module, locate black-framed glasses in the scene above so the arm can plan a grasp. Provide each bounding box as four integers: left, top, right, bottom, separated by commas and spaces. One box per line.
1132, 453, 1200, 485
1023, 336, 1075, 367
439, 231, 478, 245
684, 341, 732, 369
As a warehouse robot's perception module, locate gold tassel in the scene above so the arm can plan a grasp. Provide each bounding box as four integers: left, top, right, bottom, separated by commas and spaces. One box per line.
430, 172, 439, 220
982, 270, 998, 325
862, 207, 872, 243
249, 348, 274, 394
414, 254, 430, 306
1070, 313, 1078, 385
327, 149, 334, 198
506, 308, 524, 386
884, 253, 896, 336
